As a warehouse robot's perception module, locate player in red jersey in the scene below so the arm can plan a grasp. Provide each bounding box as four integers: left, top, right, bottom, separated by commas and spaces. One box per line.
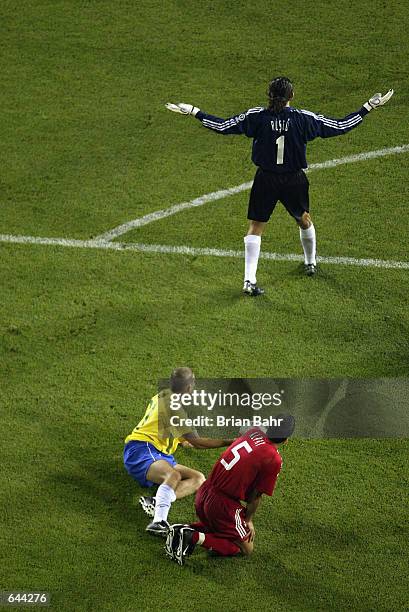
165, 415, 295, 565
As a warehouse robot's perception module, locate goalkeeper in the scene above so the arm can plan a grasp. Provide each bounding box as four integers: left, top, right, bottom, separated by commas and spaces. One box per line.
166, 79, 394, 295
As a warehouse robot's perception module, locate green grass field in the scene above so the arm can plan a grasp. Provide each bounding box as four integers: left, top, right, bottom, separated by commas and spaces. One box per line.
1, 1, 409, 610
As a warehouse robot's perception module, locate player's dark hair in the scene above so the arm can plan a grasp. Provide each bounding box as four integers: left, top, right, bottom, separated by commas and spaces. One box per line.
170, 367, 194, 393
268, 436, 288, 444
267, 414, 295, 443
268, 77, 294, 113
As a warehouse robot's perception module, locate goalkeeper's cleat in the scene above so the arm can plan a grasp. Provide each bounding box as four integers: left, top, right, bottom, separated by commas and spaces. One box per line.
164, 524, 189, 560
174, 527, 197, 566
304, 263, 317, 277
145, 520, 170, 537
243, 280, 265, 296
139, 495, 156, 518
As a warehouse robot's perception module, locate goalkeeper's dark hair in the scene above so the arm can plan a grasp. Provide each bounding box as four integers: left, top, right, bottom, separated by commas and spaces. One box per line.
268, 77, 294, 113
170, 367, 194, 393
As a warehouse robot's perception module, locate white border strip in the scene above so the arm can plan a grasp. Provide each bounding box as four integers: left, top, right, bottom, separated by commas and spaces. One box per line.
95, 144, 409, 242
1, 234, 408, 270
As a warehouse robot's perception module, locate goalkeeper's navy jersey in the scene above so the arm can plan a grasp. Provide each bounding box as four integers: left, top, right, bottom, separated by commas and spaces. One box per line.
195, 105, 369, 173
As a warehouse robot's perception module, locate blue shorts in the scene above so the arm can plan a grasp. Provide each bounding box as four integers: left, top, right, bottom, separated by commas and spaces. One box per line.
123, 440, 177, 487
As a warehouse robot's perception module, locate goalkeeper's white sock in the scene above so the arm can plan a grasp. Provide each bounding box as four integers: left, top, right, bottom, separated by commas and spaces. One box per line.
299, 224, 316, 265
153, 483, 176, 523
244, 235, 261, 284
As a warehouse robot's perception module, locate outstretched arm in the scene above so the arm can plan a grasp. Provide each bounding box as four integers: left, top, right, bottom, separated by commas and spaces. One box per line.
302, 108, 367, 140
195, 108, 263, 136
165, 102, 262, 136
302, 89, 394, 141
182, 432, 234, 449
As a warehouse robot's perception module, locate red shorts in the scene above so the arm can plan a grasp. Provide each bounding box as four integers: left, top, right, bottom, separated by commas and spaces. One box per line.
193, 481, 250, 542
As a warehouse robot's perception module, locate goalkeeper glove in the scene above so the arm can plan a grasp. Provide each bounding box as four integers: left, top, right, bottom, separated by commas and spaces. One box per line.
363, 89, 394, 111
165, 102, 200, 116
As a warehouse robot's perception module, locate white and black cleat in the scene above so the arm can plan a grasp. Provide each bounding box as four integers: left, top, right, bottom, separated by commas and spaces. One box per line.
243, 280, 265, 297
145, 520, 170, 537
304, 263, 317, 277
139, 495, 156, 518
174, 527, 197, 566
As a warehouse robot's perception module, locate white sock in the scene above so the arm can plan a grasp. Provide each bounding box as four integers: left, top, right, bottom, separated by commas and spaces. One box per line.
153, 483, 176, 523
299, 224, 316, 265
244, 235, 261, 284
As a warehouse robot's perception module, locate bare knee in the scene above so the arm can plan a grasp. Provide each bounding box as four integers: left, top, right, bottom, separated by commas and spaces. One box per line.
194, 472, 206, 489
298, 212, 312, 230
247, 220, 265, 236
163, 468, 182, 489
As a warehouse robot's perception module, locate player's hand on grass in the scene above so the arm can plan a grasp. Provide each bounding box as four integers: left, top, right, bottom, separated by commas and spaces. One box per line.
364, 89, 394, 111
165, 102, 200, 116
247, 521, 255, 543
180, 440, 194, 449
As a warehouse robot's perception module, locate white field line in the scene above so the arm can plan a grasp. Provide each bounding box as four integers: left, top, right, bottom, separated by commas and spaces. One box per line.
95, 144, 409, 242
1, 233, 408, 270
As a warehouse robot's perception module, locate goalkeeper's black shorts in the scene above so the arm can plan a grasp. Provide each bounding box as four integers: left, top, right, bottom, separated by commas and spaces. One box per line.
247, 167, 310, 223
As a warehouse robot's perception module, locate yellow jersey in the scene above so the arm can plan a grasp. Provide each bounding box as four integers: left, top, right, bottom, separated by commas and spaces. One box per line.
124, 391, 191, 455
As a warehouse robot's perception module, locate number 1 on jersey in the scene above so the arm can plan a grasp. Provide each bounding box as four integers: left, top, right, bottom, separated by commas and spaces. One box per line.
276, 135, 285, 164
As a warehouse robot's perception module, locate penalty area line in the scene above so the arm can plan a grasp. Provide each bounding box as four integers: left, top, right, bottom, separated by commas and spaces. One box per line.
0, 233, 408, 271
94, 143, 409, 242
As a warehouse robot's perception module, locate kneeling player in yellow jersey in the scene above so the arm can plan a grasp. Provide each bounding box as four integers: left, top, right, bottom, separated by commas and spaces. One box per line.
124, 367, 234, 536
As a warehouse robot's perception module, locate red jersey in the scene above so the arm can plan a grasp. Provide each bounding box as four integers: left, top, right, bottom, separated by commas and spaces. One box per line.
207, 428, 283, 501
